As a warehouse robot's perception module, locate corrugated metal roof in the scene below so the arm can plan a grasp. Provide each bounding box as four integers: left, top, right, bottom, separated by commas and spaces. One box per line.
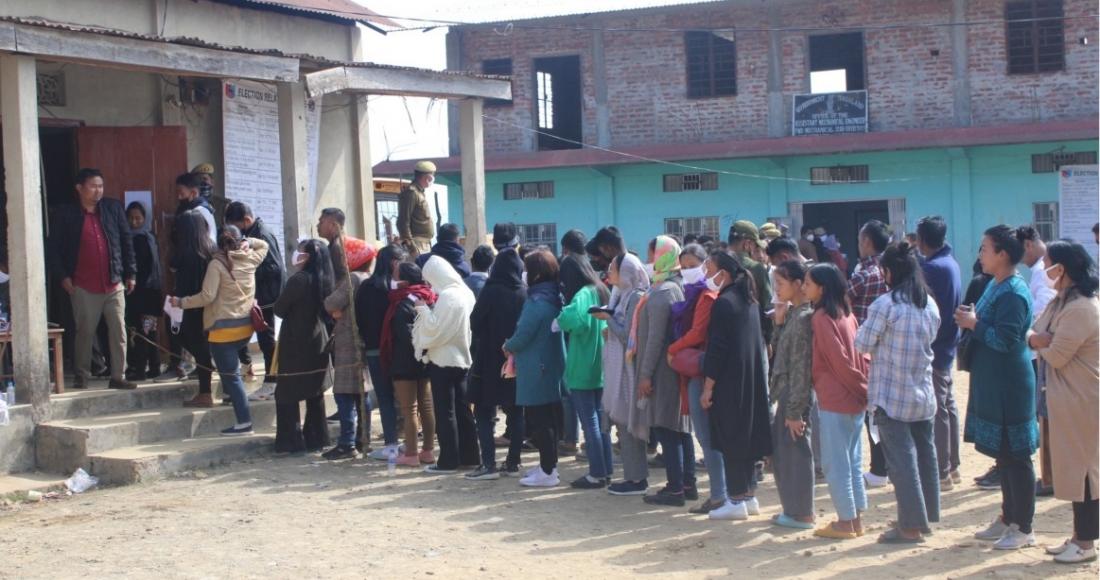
446, 0, 728, 28
226, 0, 398, 28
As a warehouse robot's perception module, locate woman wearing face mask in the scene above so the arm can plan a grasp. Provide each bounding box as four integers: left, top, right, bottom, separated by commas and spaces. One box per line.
600, 253, 653, 496
355, 244, 407, 460
382, 262, 438, 467
172, 210, 217, 407
667, 243, 725, 514
636, 236, 694, 507
700, 250, 772, 520
1026, 241, 1099, 563
273, 239, 335, 453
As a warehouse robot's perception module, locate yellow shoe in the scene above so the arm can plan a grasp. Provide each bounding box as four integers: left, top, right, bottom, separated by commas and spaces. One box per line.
814, 523, 859, 540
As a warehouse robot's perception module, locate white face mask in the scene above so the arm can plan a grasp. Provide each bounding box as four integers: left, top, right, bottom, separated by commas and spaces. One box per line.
0, 271, 9, 284
389, 279, 401, 291
291, 251, 307, 266
521, 271, 528, 285
681, 265, 705, 285
1044, 264, 1061, 289
804, 234, 814, 242
704, 271, 724, 293
643, 263, 655, 280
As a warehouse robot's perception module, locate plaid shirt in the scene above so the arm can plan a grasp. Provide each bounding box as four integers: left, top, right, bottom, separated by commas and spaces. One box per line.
848, 254, 888, 325
855, 293, 941, 422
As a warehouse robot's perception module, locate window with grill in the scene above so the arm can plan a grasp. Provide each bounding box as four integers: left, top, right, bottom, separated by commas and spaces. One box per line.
1031, 150, 1097, 172
664, 216, 720, 241
1033, 202, 1058, 242
663, 172, 719, 192
810, 165, 870, 185
1006, 0, 1065, 74
482, 58, 513, 107
503, 181, 554, 201
517, 223, 558, 253
685, 31, 737, 98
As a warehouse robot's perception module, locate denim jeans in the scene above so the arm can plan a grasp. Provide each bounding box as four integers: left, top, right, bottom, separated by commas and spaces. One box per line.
874, 408, 940, 530
366, 354, 399, 446
687, 377, 727, 502
817, 409, 867, 521
561, 391, 579, 444
656, 427, 696, 493
209, 339, 251, 425
334, 393, 358, 448
571, 388, 613, 479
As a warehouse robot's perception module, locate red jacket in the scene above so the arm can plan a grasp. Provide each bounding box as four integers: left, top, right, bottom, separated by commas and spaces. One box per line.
669, 289, 717, 354
811, 309, 869, 414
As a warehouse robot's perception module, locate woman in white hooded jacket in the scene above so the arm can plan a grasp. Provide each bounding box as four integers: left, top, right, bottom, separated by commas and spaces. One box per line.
413, 255, 481, 474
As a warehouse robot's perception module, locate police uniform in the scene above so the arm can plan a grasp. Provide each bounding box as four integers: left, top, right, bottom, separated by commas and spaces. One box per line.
398, 161, 436, 257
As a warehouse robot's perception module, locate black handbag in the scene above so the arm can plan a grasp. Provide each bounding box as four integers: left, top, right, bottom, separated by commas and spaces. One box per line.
956, 330, 974, 373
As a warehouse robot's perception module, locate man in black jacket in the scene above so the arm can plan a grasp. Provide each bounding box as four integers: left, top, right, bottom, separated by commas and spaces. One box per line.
48, 168, 137, 389
225, 200, 285, 393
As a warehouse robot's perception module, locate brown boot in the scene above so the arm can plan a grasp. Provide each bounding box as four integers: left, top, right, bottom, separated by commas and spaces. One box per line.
183, 393, 214, 408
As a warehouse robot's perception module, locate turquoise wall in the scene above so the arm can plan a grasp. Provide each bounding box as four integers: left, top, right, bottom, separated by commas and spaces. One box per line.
444, 140, 1097, 270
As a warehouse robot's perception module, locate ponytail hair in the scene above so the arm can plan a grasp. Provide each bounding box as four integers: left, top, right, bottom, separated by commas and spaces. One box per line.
710, 249, 756, 304
217, 225, 243, 253
880, 241, 930, 309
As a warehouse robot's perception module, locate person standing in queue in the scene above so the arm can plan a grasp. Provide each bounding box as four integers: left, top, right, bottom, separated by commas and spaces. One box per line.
397, 161, 437, 258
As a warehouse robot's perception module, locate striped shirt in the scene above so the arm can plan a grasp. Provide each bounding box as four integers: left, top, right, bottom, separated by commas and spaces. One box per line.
855, 292, 941, 422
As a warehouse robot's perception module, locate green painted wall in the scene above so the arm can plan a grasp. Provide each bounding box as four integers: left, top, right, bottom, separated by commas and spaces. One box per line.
445, 140, 1097, 270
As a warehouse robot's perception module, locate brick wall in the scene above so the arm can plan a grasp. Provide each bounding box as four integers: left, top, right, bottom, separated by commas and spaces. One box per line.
456, 0, 1098, 156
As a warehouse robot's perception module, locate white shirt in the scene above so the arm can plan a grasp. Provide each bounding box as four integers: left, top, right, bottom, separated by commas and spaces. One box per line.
1028, 257, 1057, 323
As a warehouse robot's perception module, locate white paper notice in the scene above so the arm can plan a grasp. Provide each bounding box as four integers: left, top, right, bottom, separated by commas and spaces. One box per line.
223, 80, 284, 251
1058, 165, 1099, 260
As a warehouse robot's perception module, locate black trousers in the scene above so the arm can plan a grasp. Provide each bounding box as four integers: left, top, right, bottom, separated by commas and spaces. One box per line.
237, 307, 277, 383
997, 449, 1036, 534
1075, 479, 1099, 542
177, 309, 213, 394
125, 312, 160, 377
525, 402, 561, 475
275, 395, 330, 453
427, 364, 480, 470
867, 414, 888, 477
725, 457, 758, 497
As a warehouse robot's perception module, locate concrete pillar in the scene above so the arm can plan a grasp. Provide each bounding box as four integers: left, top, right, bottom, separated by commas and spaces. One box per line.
592, 30, 612, 148
446, 30, 464, 157
353, 95, 377, 241
951, 0, 972, 127
278, 81, 312, 262
948, 148, 975, 264
459, 98, 488, 255
1, 55, 51, 421
766, 6, 787, 138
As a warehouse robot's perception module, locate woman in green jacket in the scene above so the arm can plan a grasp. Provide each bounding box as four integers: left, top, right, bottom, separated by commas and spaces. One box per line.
558, 254, 611, 489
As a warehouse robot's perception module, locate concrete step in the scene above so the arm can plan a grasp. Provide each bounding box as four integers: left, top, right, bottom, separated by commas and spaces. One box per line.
47, 381, 199, 421
88, 423, 342, 485
35, 400, 279, 475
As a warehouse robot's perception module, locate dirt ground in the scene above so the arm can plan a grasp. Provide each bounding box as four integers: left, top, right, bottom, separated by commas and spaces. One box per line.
1, 372, 1096, 580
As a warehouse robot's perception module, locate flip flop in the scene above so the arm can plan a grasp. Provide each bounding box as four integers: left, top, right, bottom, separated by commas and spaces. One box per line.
813, 523, 858, 540
877, 528, 926, 545
773, 513, 815, 530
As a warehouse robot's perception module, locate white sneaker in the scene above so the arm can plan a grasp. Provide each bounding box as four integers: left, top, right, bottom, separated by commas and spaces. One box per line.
745, 496, 760, 516
1054, 544, 1098, 564
975, 516, 1010, 541
709, 500, 748, 521
519, 468, 560, 487
1046, 538, 1074, 555
863, 472, 890, 488
993, 524, 1036, 550
247, 383, 276, 401
369, 444, 398, 461
524, 465, 543, 478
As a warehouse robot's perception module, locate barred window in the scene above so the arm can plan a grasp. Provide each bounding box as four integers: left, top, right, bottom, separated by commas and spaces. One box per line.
517, 223, 558, 254
663, 172, 719, 192
1031, 151, 1097, 173
1033, 202, 1058, 242
664, 216, 719, 240
504, 181, 554, 201
811, 165, 870, 185
1006, 0, 1065, 75
685, 31, 737, 98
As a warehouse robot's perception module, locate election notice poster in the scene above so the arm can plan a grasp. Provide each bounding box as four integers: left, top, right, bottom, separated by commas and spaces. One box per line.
222, 79, 321, 252
1058, 165, 1099, 259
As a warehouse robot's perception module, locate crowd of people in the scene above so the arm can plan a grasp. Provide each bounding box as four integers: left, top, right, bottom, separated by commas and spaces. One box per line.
48, 163, 1099, 563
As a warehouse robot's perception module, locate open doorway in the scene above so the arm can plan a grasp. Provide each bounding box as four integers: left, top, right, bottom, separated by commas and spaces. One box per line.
800, 199, 889, 273
533, 55, 582, 151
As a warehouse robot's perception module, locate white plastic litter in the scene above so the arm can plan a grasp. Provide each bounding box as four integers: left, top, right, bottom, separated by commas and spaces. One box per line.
0, 399, 9, 427
64, 468, 99, 494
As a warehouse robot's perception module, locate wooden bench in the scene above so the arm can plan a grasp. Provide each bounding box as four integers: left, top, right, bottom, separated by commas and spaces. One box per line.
0, 328, 65, 394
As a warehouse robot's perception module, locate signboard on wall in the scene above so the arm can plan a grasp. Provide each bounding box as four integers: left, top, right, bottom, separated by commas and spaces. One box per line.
1058, 165, 1099, 259
792, 90, 869, 136
222, 80, 321, 251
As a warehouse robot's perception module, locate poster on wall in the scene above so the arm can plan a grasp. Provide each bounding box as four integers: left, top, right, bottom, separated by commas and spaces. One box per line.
1058, 165, 1099, 259
222, 79, 322, 252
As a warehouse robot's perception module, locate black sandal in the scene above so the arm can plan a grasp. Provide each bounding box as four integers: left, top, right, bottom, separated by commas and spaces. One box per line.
877, 527, 926, 544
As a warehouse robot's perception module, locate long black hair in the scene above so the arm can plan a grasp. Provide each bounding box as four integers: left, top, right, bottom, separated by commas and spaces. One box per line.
560, 253, 610, 305
807, 262, 851, 319
368, 244, 407, 290
880, 242, 930, 308
1047, 240, 1099, 298
710, 250, 756, 304
298, 239, 335, 313
174, 209, 215, 262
